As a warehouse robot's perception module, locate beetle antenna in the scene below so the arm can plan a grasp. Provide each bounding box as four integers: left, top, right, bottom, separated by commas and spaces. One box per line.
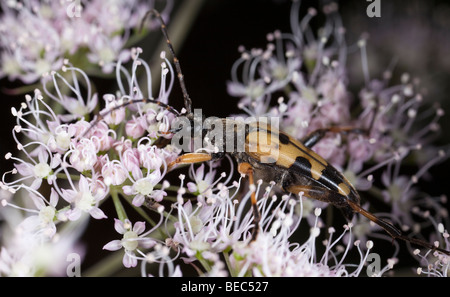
82, 10, 189, 139
141, 9, 193, 117
82, 98, 180, 138
366, 97, 379, 137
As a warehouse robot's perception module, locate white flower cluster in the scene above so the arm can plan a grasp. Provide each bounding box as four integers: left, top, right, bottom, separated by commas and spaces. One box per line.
0, 0, 173, 82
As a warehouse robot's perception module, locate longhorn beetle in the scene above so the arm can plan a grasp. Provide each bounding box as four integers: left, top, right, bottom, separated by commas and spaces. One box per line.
93, 9, 450, 256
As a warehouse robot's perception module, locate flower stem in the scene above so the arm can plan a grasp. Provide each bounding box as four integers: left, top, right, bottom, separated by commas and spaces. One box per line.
111, 189, 127, 222
122, 193, 157, 227
196, 252, 211, 273
222, 249, 236, 277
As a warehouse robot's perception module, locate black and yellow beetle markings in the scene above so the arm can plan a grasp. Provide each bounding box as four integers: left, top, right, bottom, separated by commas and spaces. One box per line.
244, 122, 355, 202
92, 9, 450, 256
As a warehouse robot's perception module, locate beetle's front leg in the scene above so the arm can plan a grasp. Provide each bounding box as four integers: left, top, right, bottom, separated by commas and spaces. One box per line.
167, 153, 212, 171
301, 126, 367, 149
238, 162, 261, 241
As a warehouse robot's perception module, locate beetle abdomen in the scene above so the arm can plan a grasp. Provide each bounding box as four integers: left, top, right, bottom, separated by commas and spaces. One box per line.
243, 122, 360, 205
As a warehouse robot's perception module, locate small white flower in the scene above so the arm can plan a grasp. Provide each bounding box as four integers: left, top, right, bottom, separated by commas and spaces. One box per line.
103, 219, 156, 268
59, 175, 107, 221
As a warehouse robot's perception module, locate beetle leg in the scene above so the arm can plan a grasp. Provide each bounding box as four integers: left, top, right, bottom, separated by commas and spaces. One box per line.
287, 184, 450, 255
301, 126, 367, 149
348, 199, 450, 255
238, 162, 261, 241
167, 153, 212, 171
286, 184, 350, 206
286, 185, 402, 238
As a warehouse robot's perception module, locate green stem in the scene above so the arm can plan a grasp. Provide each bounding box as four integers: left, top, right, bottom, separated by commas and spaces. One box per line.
111, 189, 127, 222
55, 173, 84, 180
196, 252, 211, 273
119, 190, 178, 241
82, 249, 125, 277
222, 249, 236, 277
2, 82, 41, 95
122, 193, 157, 227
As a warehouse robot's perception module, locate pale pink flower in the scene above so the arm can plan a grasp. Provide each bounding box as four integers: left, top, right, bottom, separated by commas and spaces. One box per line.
59, 175, 107, 221
19, 188, 60, 239
68, 138, 99, 173
0, 0, 174, 82
125, 116, 147, 139
101, 95, 126, 126
103, 219, 156, 268
122, 171, 165, 207
101, 156, 127, 186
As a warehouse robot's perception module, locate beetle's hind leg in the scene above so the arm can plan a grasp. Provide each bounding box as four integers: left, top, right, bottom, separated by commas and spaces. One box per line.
301, 126, 367, 149
238, 163, 261, 241
287, 184, 402, 235
286, 185, 352, 208
287, 185, 450, 256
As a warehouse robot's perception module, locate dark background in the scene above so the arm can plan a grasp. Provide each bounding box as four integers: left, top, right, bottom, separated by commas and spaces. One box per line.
1, 0, 449, 276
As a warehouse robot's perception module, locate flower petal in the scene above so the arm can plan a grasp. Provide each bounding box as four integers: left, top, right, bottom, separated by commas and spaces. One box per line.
49, 188, 59, 207
132, 194, 145, 207
67, 208, 82, 221
195, 163, 205, 180
151, 190, 167, 202
132, 221, 146, 235
171, 265, 182, 277
122, 185, 133, 195
14, 163, 33, 176
50, 153, 62, 168
187, 182, 197, 193
90, 207, 107, 219
60, 188, 76, 203
123, 251, 137, 268
114, 218, 126, 234
30, 178, 43, 190
78, 175, 90, 192
103, 240, 123, 251
29, 193, 46, 210
139, 238, 156, 249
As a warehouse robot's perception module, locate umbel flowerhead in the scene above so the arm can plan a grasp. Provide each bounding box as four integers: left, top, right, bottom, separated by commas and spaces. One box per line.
0, 47, 182, 276
0, 0, 174, 83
